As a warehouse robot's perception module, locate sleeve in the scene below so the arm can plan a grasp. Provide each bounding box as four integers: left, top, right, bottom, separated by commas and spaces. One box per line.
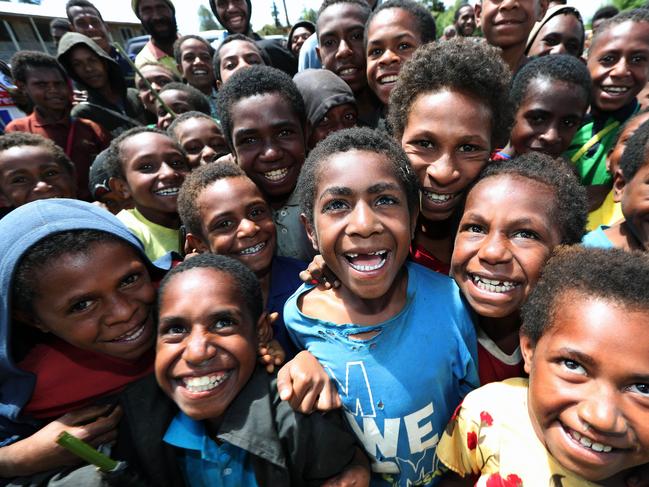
436, 389, 498, 478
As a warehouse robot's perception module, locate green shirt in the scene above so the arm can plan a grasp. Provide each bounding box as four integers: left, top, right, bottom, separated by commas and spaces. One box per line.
117, 207, 180, 261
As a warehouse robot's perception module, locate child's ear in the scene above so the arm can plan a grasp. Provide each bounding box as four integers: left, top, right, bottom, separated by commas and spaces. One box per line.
109, 177, 131, 200
612, 168, 627, 203
216, 79, 223, 90
185, 233, 210, 254
520, 333, 535, 375
474, 3, 482, 27
301, 213, 319, 251
536, 0, 549, 21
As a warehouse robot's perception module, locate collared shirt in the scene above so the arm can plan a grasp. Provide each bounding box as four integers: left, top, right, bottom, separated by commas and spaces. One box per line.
272, 190, 314, 262
135, 40, 180, 76
5, 110, 110, 201
163, 411, 259, 487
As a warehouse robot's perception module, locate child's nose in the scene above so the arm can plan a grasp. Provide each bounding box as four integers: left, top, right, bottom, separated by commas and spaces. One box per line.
336, 39, 353, 59
346, 201, 381, 237
184, 328, 217, 364
237, 218, 259, 238
477, 232, 512, 264
426, 155, 461, 187
378, 48, 399, 66
577, 387, 628, 436
201, 146, 218, 164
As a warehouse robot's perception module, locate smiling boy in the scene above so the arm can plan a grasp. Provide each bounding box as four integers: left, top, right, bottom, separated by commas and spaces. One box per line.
173, 35, 218, 119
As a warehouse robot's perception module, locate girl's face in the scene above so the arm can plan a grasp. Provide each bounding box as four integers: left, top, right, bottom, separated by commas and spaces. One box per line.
366, 8, 423, 105
521, 294, 649, 481
510, 78, 588, 158
527, 13, 584, 58
400, 89, 492, 222
173, 118, 228, 168
305, 150, 416, 301
27, 241, 155, 361
451, 174, 561, 319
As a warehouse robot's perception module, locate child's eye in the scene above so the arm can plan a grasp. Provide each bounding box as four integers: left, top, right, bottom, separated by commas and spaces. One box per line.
170, 159, 188, 169
513, 229, 539, 240
369, 47, 383, 57
561, 359, 586, 375
215, 219, 234, 230
629, 383, 649, 396
249, 206, 268, 219
318, 115, 330, 127
561, 118, 579, 128
278, 129, 293, 138
343, 112, 357, 122
184, 143, 202, 154
351, 32, 363, 42
322, 199, 349, 212
160, 323, 187, 336
462, 224, 485, 234
458, 144, 480, 153
120, 273, 141, 288
398, 42, 413, 51
414, 139, 435, 149
631, 54, 648, 64
224, 61, 236, 70
10, 175, 28, 184
599, 54, 617, 65
239, 136, 257, 146
137, 163, 154, 172
376, 195, 398, 206
211, 318, 236, 331
322, 38, 336, 48
44, 169, 61, 178
70, 299, 93, 313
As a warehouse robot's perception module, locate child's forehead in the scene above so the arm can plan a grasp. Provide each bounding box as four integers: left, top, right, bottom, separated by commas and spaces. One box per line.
159, 89, 189, 103
318, 3, 368, 31
590, 20, 649, 54
180, 38, 210, 53
470, 174, 556, 212
25, 66, 65, 81
231, 92, 299, 122
122, 132, 177, 154
177, 117, 219, 133
316, 150, 398, 188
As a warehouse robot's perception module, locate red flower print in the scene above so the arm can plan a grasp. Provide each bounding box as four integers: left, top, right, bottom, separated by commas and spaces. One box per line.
486, 473, 523, 487
467, 431, 478, 450
480, 411, 494, 427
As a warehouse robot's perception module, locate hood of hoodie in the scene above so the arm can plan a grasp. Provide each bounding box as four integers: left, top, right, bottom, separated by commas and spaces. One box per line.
293, 69, 356, 127
57, 32, 127, 101
210, 0, 253, 35
287, 20, 315, 55
0, 199, 150, 442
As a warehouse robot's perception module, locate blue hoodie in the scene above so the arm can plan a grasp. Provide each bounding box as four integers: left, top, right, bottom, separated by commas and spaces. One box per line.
0, 199, 153, 446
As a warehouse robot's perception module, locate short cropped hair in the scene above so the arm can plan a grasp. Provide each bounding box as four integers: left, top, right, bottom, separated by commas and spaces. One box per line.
177, 161, 245, 238
317, 0, 371, 30
366, 0, 436, 46
215, 65, 306, 150
12, 230, 122, 313
298, 127, 419, 225
158, 252, 263, 324
619, 119, 649, 181
104, 126, 184, 179
592, 5, 619, 25
591, 8, 649, 52
173, 34, 215, 65
510, 54, 591, 114
212, 34, 269, 82
50, 18, 71, 30
10, 51, 69, 84
134, 61, 181, 87
65, 0, 103, 21
388, 39, 512, 147
159, 82, 211, 115
0, 132, 75, 176
521, 246, 649, 344
474, 152, 587, 245
167, 111, 221, 140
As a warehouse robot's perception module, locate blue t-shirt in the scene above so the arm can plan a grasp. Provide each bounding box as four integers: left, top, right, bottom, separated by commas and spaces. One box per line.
582, 225, 614, 248
163, 411, 259, 487
284, 262, 479, 486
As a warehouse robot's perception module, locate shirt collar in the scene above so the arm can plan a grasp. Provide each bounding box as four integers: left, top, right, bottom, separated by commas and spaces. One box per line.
32, 109, 70, 128
146, 39, 175, 61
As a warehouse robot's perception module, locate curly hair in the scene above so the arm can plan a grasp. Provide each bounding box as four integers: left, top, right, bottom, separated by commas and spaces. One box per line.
158, 82, 211, 116
521, 246, 649, 344
173, 34, 215, 65
167, 111, 221, 140
387, 39, 512, 148
10, 51, 69, 85
158, 252, 263, 324
298, 126, 419, 226
212, 34, 269, 82
472, 152, 587, 245
619, 118, 649, 181
317, 0, 371, 26
510, 54, 591, 115
590, 8, 649, 52
215, 65, 306, 151
0, 132, 75, 176
366, 0, 436, 46
177, 161, 245, 238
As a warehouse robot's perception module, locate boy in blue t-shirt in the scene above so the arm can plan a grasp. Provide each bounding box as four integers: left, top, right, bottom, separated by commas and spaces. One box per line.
282, 127, 479, 486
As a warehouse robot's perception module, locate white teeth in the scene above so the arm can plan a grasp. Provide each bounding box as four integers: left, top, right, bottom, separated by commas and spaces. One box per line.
113, 324, 145, 342
568, 428, 614, 453
346, 250, 388, 272
423, 190, 453, 203
603, 86, 629, 94
472, 275, 516, 293
183, 371, 232, 393
379, 75, 398, 84
339, 68, 357, 76
264, 168, 289, 181
193, 70, 208, 75
239, 241, 266, 255
156, 187, 179, 196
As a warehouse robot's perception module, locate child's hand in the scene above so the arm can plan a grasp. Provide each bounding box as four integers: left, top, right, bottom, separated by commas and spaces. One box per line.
72, 89, 88, 105
0, 404, 121, 477
299, 254, 341, 289
277, 351, 341, 414
257, 313, 285, 373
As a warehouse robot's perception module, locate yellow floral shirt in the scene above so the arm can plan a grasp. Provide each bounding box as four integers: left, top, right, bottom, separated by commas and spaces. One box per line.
437, 378, 603, 487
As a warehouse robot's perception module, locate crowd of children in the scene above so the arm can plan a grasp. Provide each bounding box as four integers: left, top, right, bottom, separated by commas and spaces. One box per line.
1, 0, 649, 485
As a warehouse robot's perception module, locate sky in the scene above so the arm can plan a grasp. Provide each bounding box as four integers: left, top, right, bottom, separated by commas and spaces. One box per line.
27, 0, 610, 33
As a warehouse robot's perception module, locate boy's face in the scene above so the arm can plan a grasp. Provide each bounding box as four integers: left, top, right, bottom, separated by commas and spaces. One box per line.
451, 174, 561, 319
156, 267, 262, 422
455, 5, 476, 37
527, 13, 583, 58
178, 39, 215, 92
215, 0, 249, 34
20, 67, 70, 114
400, 89, 492, 222
28, 240, 155, 361
588, 20, 649, 113
137, 65, 175, 115
307, 103, 357, 150
317, 3, 368, 93
366, 8, 422, 106
190, 176, 276, 277
68, 45, 109, 90
68, 6, 110, 52
476, 0, 547, 49
615, 161, 649, 251
156, 90, 193, 130
305, 149, 416, 300
291, 27, 312, 57
218, 40, 264, 87
231, 92, 305, 202
510, 79, 588, 158
608, 113, 649, 177
120, 132, 189, 223
521, 294, 649, 481
173, 118, 228, 167
0, 145, 76, 207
